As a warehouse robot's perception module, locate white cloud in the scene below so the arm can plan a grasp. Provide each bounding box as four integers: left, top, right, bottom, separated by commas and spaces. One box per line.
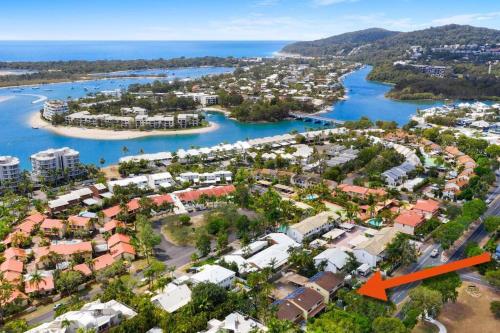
432, 12, 500, 25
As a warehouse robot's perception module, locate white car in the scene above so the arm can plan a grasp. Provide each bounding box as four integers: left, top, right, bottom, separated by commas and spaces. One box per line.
430, 249, 439, 258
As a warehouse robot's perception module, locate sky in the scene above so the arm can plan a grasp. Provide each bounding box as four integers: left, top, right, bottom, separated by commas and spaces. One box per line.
1, 0, 499, 41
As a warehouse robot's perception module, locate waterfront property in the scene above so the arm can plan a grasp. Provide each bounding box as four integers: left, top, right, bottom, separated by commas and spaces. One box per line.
30, 147, 82, 182
0, 155, 21, 189
42, 100, 69, 120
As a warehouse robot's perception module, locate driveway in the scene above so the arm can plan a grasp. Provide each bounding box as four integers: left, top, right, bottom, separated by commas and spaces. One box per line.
152, 219, 196, 269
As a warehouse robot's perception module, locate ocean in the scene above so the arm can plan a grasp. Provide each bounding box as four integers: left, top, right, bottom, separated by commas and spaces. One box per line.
0, 40, 291, 61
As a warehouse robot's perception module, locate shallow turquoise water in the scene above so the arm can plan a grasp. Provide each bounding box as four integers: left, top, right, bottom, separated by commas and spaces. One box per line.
0, 66, 442, 170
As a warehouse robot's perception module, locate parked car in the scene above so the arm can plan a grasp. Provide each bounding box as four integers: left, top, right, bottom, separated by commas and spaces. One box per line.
430, 249, 439, 258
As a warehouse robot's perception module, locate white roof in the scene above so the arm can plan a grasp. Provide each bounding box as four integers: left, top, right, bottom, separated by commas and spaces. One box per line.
202, 312, 267, 333
322, 228, 346, 240
314, 248, 349, 270
289, 211, 339, 235
191, 264, 235, 285
151, 283, 191, 313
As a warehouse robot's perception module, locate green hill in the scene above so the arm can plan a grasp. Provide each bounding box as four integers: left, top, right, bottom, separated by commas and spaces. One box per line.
282, 28, 400, 57
282, 25, 500, 62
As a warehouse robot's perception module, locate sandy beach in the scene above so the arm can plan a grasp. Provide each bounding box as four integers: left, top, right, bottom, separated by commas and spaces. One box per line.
28, 112, 220, 140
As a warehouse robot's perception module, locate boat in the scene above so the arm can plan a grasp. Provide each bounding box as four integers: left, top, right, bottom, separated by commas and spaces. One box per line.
32, 126, 39, 129
32, 86, 40, 90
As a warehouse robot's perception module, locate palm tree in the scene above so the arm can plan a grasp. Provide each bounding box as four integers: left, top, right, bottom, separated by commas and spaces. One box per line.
0, 272, 14, 322
29, 271, 44, 295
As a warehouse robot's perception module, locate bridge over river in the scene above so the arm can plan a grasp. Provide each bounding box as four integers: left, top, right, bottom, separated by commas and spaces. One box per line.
289, 112, 345, 126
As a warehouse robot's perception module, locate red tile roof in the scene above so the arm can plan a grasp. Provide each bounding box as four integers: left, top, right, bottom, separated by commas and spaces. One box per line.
337, 184, 387, 197
107, 233, 131, 248
68, 215, 92, 228
3, 247, 26, 260
73, 263, 92, 276
103, 219, 125, 232
175, 185, 236, 202
40, 218, 65, 230
103, 199, 141, 218
0, 259, 24, 273
413, 199, 440, 214
25, 276, 54, 294
2, 271, 22, 283
35, 242, 93, 261
444, 146, 462, 156
110, 242, 136, 258
395, 211, 425, 228
93, 254, 116, 271
102, 205, 121, 219
25, 213, 46, 224
152, 194, 174, 205
15, 214, 45, 234
5, 289, 27, 304
49, 241, 93, 256
2, 231, 29, 245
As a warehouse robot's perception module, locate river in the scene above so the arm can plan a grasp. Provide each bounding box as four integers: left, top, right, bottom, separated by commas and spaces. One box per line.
0, 66, 442, 170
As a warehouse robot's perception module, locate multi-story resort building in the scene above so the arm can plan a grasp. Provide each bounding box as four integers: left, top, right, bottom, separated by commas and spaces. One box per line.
177, 114, 199, 128
0, 155, 21, 188
30, 147, 82, 182
42, 100, 69, 121
65, 111, 199, 129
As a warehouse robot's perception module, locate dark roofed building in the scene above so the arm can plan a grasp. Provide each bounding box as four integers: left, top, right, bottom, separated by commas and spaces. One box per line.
275, 300, 304, 324
307, 271, 344, 302
276, 287, 326, 323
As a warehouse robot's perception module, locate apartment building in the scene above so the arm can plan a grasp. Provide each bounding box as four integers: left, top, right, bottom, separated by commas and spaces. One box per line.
0, 155, 21, 188
43, 100, 69, 120
30, 147, 82, 182
177, 113, 199, 128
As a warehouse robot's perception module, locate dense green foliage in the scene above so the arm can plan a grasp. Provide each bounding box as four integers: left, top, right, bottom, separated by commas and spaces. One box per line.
230, 98, 315, 122
0, 57, 240, 87
283, 25, 500, 63
282, 28, 400, 57
433, 199, 486, 249
422, 271, 462, 303
368, 63, 500, 100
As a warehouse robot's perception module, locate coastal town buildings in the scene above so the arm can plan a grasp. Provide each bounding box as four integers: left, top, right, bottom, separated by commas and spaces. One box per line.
0, 155, 21, 188
42, 100, 69, 120
30, 147, 82, 182
25, 300, 137, 333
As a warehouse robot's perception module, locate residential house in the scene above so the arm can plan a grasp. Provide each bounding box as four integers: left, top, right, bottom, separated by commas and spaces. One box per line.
287, 211, 340, 243
151, 283, 192, 313
394, 211, 425, 236
276, 287, 326, 323
306, 271, 344, 302
200, 312, 268, 333
353, 227, 398, 267
412, 199, 440, 219
190, 264, 236, 289
313, 248, 349, 274
39, 218, 66, 237
25, 299, 137, 333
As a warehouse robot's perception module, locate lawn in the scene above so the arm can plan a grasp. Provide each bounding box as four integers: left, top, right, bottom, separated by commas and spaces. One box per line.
413, 283, 500, 333
161, 214, 206, 246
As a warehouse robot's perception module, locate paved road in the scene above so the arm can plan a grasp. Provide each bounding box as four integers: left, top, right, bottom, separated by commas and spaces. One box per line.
390, 242, 442, 304
390, 170, 500, 305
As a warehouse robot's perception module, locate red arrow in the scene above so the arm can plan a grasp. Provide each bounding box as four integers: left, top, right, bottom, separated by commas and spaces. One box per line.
357, 252, 492, 301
